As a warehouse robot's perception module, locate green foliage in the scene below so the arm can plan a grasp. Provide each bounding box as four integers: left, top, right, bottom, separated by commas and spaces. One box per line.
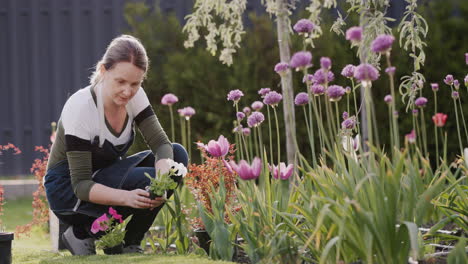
145, 172, 178, 197
95, 215, 132, 250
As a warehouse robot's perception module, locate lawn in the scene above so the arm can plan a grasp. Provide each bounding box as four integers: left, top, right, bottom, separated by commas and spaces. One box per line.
3, 198, 233, 264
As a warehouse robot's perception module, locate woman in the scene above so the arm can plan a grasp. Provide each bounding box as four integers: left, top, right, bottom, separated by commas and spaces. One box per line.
44, 35, 188, 255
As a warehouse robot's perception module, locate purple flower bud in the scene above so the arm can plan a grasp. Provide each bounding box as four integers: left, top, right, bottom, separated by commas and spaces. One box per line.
161, 93, 179, 105
412, 109, 419, 116
444, 74, 454, 85
452, 91, 459, 99
385, 67, 396, 75
464, 74, 468, 88
233, 125, 243, 133
341, 64, 355, 78
417, 80, 424, 89
354, 63, 379, 82
178, 107, 196, 120
293, 19, 315, 34
320, 57, 332, 70
290, 51, 312, 70
346, 27, 362, 42
227, 89, 244, 102
466, 53, 468, 65
341, 117, 356, 130
251, 101, 264, 111
313, 69, 335, 84
243, 107, 251, 115
431, 83, 439, 92
242, 127, 251, 136
327, 85, 346, 102
274, 62, 289, 75
258, 88, 271, 97
310, 84, 325, 96
302, 74, 314, 84
454, 79, 460, 90
263, 91, 283, 106
384, 95, 393, 104
345, 86, 351, 94
247, 112, 265, 127
406, 130, 416, 144
342, 111, 349, 120
237, 112, 245, 121
415, 97, 428, 107
294, 92, 309, 106
394, 111, 399, 117
371, 34, 395, 53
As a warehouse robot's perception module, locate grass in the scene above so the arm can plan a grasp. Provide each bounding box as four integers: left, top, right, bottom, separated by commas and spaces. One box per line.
2, 198, 234, 264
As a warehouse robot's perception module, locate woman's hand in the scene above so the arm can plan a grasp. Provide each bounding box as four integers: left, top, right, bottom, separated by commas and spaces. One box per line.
124, 189, 165, 209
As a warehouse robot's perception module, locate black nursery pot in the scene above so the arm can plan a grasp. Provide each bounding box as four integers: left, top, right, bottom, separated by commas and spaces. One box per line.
103, 243, 123, 255
194, 229, 211, 255
0, 232, 14, 264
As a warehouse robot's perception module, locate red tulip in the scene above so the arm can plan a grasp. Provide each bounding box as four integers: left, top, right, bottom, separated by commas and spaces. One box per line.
432, 113, 448, 127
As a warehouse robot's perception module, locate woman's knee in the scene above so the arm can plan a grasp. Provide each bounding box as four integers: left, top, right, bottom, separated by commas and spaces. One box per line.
172, 143, 188, 166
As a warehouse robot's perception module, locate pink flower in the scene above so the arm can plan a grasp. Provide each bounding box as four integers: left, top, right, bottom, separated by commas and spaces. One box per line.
161, 93, 179, 106
230, 157, 262, 180
405, 130, 416, 144
206, 135, 230, 157
346, 27, 362, 42
109, 207, 123, 223
91, 214, 109, 234
432, 113, 448, 127
270, 162, 294, 180
251, 101, 264, 111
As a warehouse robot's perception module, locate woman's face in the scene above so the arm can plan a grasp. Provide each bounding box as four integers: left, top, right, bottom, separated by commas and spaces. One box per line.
101, 62, 145, 108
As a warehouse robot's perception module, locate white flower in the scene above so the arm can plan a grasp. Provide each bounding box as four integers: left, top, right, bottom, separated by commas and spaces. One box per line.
342, 134, 360, 161
464, 148, 468, 168
171, 162, 187, 178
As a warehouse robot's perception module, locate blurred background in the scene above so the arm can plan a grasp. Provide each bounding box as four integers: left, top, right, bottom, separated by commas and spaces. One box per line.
0, 0, 467, 177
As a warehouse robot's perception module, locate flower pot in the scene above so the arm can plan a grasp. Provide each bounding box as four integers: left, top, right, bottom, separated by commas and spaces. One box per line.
194, 229, 211, 255
103, 243, 123, 255
145, 187, 166, 200
0, 232, 14, 264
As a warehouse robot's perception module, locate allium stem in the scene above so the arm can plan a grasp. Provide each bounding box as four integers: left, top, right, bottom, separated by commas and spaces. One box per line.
273, 107, 281, 165
180, 116, 186, 150
414, 113, 423, 154
434, 91, 439, 167
386, 53, 400, 150
388, 106, 394, 148
420, 108, 428, 158
253, 127, 259, 158
334, 103, 340, 136
241, 133, 250, 162
456, 99, 468, 143
187, 119, 192, 162
235, 105, 245, 160
267, 106, 274, 167
302, 105, 316, 165
234, 132, 240, 161
169, 105, 175, 142
347, 93, 350, 115
453, 98, 464, 155
351, 79, 361, 137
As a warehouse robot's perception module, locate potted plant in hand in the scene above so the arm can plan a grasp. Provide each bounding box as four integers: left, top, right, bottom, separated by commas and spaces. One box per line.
91, 207, 132, 255
145, 159, 187, 199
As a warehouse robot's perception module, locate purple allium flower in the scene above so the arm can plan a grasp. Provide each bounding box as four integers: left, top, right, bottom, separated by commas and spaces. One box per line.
406, 130, 416, 144
444, 74, 454, 85
247, 112, 265, 127
269, 162, 294, 180
243, 107, 251, 115
310, 84, 325, 96
384, 94, 393, 104
290, 51, 312, 70
242, 127, 251, 136
274, 62, 289, 75
178, 107, 196, 119
237, 112, 245, 121
161, 93, 179, 106
227, 89, 244, 102
464, 74, 468, 88
294, 92, 309, 106
354, 63, 379, 82
342, 111, 349, 120
431, 83, 439, 91
452, 91, 459, 99
320, 57, 332, 70
313, 69, 335, 84
230, 157, 262, 181
341, 117, 356, 130
293, 19, 315, 34
385, 67, 396, 75
232, 125, 243, 133
371, 34, 395, 53
302, 74, 314, 84
341, 64, 355, 78
412, 109, 419, 116
258, 88, 271, 97
454, 79, 460, 90
327, 85, 346, 102
415, 97, 428, 107
345, 86, 351, 94
466, 53, 468, 65
263, 91, 283, 106
345, 26, 362, 42
251, 101, 264, 111
206, 135, 230, 157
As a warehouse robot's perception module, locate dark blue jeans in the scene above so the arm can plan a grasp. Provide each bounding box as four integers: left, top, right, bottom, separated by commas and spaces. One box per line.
46, 143, 188, 245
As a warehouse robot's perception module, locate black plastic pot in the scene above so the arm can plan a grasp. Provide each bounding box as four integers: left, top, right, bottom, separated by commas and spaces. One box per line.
145, 186, 165, 200
194, 229, 211, 255
0, 232, 14, 264
103, 243, 123, 255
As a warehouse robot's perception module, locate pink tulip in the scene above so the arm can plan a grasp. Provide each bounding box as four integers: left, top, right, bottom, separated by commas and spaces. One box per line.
206, 135, 230, 157
230, 157, 262, 180
270, 162, 294, 180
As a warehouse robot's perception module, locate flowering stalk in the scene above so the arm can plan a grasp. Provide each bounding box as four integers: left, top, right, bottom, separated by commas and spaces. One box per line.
272, 107, 281, 165
169, 105, 175, 142
420, 108, 428, 158
187, 118, 192, 161
180, 116, 187, 150
267, 106, 274, 165
235, 105, 245, 161
456, 98, 468, 144
303, 70, 317, 166
385, 54, 400, 150
351, 79, 361, 137
452, 96, 463, 155
433, 90, 439, 167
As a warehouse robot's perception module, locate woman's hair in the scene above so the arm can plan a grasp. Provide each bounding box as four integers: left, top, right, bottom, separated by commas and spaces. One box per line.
90, 35, 149, 85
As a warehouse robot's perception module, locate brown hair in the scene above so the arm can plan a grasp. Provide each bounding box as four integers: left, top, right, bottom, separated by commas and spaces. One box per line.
90, 35, 149, 85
